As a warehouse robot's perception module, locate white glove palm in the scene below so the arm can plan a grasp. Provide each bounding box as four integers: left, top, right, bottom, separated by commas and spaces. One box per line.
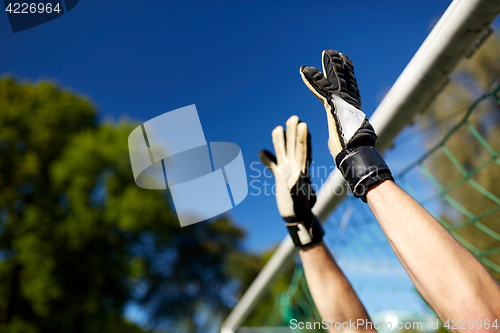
260, 116, 323, 247
260, 116, 313, 218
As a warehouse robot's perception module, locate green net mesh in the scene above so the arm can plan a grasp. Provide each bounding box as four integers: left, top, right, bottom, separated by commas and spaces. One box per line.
274, 85, 500, 332
398, 86, 500, 278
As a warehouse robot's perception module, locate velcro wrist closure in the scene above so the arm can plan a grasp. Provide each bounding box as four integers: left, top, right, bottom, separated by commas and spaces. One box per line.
337, 146, 394, 202
284, 214, 324, 248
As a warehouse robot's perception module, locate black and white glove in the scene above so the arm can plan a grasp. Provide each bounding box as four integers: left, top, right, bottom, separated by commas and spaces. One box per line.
259, 116, 324, 247
300, 49, 393, 201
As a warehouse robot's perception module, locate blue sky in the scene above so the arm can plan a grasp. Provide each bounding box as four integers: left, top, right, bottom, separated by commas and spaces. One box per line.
0, 0, 452, 253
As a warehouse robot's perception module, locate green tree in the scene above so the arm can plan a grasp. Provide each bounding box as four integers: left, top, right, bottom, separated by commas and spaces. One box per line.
418, 32, 500, 281
0, 77, 251, 332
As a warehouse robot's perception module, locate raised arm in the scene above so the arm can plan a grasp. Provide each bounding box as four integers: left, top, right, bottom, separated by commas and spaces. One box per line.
299, 241, 376, 333
300, 49, 500, 331
367, 180, 500, 327
260, 116, 374, 332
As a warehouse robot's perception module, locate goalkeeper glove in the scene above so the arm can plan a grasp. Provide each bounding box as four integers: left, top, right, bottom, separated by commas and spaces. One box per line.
259, 116, 324, 247
300, 49, 393, 202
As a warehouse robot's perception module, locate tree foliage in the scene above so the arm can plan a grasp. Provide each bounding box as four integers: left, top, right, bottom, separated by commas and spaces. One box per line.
0, 77, 253, 332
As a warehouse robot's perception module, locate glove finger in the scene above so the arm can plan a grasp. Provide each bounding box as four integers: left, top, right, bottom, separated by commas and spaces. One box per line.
272, 125, 287, 166
322, 50, 361, 108
299, 66, 332, 103
295, 122, 316, 208
296, 122, 308, 174
259, 150, 277, 174
286, 115, 299, 162
322, 49, 343, 91
340, 53, 362, 107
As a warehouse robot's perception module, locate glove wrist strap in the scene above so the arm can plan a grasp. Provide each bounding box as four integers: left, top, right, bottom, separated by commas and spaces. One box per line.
284, 214, 324, 247
336, 146, 394, 202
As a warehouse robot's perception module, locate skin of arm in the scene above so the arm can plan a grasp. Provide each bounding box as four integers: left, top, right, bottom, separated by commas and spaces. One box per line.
299, 241, 377, 333
366, 180, 500, 332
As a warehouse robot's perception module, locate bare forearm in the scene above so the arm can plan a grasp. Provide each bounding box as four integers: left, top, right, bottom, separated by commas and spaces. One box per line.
367, 180, 500, 326
299, 241, 375, 333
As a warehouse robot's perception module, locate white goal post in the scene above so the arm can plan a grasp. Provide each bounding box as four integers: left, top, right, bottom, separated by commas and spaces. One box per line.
221, 1, 500, 332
